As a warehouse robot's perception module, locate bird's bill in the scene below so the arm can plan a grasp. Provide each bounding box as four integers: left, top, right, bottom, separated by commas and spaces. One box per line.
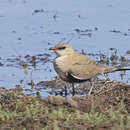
49, 47, 57, 51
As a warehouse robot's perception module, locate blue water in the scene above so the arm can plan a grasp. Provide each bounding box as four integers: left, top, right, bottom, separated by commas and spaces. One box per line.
0, 0, 130, 97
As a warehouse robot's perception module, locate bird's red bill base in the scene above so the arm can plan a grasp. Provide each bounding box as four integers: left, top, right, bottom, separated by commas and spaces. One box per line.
49, 47, 57, 51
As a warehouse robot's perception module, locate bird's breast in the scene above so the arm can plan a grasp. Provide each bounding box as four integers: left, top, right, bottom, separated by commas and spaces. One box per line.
53, 56, 72, 81
55, 56, 71, 71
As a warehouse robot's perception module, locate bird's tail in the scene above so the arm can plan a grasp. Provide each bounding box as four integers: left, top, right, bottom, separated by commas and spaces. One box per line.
105, 66, 130, 73
115, 68, 130, 72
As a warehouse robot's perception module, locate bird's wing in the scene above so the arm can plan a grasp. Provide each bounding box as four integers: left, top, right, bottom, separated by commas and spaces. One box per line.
67, 61, 106, 80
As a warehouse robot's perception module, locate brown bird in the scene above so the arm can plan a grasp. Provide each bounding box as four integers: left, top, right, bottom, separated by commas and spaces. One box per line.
49, 43, 130, 96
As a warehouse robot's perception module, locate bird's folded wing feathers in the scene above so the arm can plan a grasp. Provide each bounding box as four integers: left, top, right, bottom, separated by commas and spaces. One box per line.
67, 62, 105, 80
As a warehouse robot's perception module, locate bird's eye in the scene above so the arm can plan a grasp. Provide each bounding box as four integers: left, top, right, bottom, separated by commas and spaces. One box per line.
58, 47, 66, 50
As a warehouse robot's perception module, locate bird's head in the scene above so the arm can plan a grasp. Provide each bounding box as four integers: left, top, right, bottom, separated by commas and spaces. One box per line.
49, 43, 74, 56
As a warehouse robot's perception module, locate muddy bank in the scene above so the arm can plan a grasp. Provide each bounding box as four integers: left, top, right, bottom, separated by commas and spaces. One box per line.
0, 80, 129, 130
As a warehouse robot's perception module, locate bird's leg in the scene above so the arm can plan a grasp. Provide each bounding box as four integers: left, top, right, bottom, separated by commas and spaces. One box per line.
64, 85, 68, 97
72, 83, 75, 96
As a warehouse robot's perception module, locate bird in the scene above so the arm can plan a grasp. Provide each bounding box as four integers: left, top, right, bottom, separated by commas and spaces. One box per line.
49, 43, 130, 96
